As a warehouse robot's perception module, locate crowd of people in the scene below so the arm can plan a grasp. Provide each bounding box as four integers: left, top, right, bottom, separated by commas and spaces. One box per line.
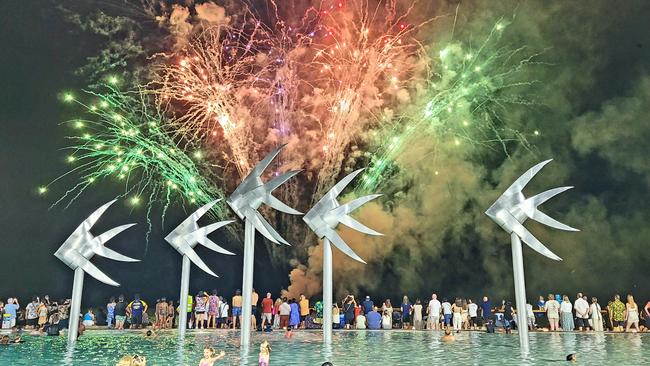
2, 290, 650, 334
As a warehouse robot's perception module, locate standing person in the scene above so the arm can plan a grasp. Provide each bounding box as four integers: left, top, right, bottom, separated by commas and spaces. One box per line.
127, 294, 148, 329
207, 290, 220, 329
468, 299, 478, 330
574, 293, 590, 331
251, 288, 259, 330
625, 294, 640, 332
37, 300, 49, 328
273, 298, 282, 329
261, 293, 274, 329
25, 297, 39, 329
560, 295, 574, 331
167, 300, 175, 329
218, 297, 228, 329
451, 298, 462, 332
503, 301, 514, 332
231, 290, 242, 330
643, 299, 650, 329
342, 296, 356, 330
441, 298, 452, 329
299, 294, 310, 329
3, 298, 19, 329
480, 296, 492, 328
427, 294, 441, 330
526, 303, 536, 330
545, 294, 560, 331
185, 294, 194, 329
279, 297, 291, 329
156, 298, 168, 329
289, 299, 300, 329
589, 297, 603, 331
194, 291, 207, 330
107, 297, 116, 329
413, 299, 423, 330
58, 299, 70, 329
401, 296, 412, 330
461, 300, 469, 330
610, 295, 626, 332
362, 296, 374, 315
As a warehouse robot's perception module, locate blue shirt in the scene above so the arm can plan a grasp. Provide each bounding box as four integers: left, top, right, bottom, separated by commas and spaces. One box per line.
4, 303, 18, 320
362, 300, 374, 314
480, 301, 492, 318
84, 312, 92, 321
367, 311, 381, 329
401, 302, 412, 315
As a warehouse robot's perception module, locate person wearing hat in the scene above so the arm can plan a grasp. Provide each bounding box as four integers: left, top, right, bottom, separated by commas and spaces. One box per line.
362, 296, 374, 315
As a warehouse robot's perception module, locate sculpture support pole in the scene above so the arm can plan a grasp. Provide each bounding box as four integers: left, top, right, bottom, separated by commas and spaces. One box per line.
67, 267, 85, 344
240, 219, 255, 347
322, 238, 333, 344
178, 255, 191, 336
511, 233, 529, 354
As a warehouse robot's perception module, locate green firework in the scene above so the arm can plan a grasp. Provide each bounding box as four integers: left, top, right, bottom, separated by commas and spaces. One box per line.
49, 84, 226, 221
360, 20, 542, 191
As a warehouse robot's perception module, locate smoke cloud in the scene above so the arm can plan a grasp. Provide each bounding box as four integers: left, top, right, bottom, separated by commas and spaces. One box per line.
285, 0, 650, 304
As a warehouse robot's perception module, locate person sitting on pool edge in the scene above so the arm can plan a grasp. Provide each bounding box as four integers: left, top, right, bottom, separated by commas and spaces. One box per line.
199, 347, 225, 366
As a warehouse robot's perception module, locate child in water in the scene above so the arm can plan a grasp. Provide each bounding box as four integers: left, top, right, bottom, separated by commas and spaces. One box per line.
258, 340, 271, 366
199, 347, 225, 366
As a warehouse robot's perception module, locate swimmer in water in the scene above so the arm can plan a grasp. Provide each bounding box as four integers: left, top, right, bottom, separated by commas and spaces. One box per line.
566, 354, 577, 362
258, 340, 271, 366
199, 347, 225, 366
441, 328, 455, 342
144, 329, 157, 338
284, 328, 293, 339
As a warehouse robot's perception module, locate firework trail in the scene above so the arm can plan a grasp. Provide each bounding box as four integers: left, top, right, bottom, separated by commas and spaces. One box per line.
359, 19, 541, 192
48, 84, 226, 230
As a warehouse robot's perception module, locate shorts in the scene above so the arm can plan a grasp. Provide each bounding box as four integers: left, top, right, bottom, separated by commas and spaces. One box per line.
280, 315, 289, 328
613, 320, 624, 327
116, 315, 126, 323
252, 306, 257, 315
2, 318, 16, 329
131, 313, 143, 324
262, 313, 272, 323
402, 314, 411, 323
233, 307, 242, 316
576, 318, 589, 328
443, 314, 452, 326
26, 318, 38, 327
470, 316, 477, 325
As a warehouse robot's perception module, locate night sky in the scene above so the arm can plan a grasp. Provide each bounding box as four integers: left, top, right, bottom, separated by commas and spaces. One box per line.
1, 1, 650, 308
0, 1, 285, 307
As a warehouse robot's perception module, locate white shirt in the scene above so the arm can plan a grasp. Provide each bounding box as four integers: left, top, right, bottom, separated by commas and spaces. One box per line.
468, 303, 478, 317
574, 298, 589, 318
428, 299, 441, 316
526, 304, 534, 318
590, 303, 601, 319
441, 302, 452, 315
560, 301, 573, 313
355, 315, 366, 329
382, 314, 392, 329
279, 302, 291, 316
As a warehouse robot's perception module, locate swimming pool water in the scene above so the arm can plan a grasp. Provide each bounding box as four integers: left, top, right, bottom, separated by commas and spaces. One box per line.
0, 330, 648, 365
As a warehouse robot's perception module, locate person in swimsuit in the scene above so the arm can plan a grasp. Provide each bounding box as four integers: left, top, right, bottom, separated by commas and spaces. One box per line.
156, 298, 168, 329
258, 340, 271, 366
199, 347, 225, 366
232, 290, 242, 329
625, 294, 640, 332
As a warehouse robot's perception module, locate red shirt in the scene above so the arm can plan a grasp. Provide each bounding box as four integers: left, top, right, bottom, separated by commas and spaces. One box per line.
262, 298, 274, 313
